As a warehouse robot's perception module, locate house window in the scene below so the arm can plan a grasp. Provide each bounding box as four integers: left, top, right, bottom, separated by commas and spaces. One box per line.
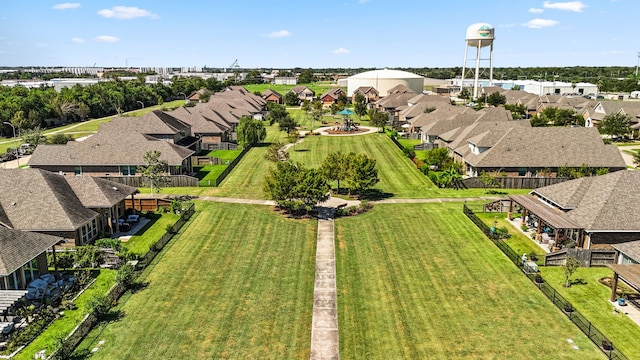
518, 168, 527, 176
74, 166, 82, 175
122, 166, 137, 176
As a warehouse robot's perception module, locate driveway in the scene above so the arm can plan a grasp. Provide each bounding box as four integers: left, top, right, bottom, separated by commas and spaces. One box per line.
618, 145, 640, 167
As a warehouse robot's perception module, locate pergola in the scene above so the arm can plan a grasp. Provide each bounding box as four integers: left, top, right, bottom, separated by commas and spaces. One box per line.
508, 194, 584, 249
607, 264, 640, 302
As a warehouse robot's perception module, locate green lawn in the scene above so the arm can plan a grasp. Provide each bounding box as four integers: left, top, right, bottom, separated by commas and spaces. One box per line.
76, 202, 316, 359
287, 132, 436, 198
475, 211, 547, 262
243, 83, 342, 98
335, 203, 602, 359
12, 270, 116, 360
122, 212, 181, 255
540, 267, 640, 357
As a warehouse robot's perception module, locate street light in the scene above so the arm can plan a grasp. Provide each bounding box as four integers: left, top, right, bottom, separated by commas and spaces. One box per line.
136, 101, 144, 109
180, 93, 187, 102
2, 122, 19, 167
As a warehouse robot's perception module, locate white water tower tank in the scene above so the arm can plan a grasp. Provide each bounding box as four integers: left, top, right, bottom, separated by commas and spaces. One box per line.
465, 23, 494, 48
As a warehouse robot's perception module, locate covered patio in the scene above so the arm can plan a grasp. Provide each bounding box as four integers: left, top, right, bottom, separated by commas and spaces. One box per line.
508, 194, 585, 251
607, 264, 640, 326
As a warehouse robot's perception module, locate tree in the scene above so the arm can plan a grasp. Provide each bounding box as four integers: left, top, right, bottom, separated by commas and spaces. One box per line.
536, 107, 581, 127
298, 69, 316, 84
369, 109, 389, 131
459, 88, 471, 100
486, 92, 506, 106
115, 263, 137, 289
346, 153, 379, 195
563, 256, 580, 287
265, 142, 288, 162
138, 150, 168, 196
47, 133, 74, 144
321, 152, 350, 193
262, 161, 329, 214
353, 93, 367, 116
504, 103, 527, 119
21, 127, 47, 146
285, 91, 300, 106
479, 171, 501, 193
423, 147, 453, 170
236, 116, 266, 147
440, 166, 463, 189
599, 113, 631, 140
309, 100, 324, 128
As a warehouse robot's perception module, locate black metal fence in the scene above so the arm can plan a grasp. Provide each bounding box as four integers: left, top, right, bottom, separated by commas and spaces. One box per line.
47, 204, 196, 359
211, 145, 251, 187
463, 204, 628, 360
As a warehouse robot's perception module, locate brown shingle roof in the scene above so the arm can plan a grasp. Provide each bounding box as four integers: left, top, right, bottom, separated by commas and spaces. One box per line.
612, 241, 640, 263
0, 169, 97, 232
532, 170, 640, 231
65, 176, 138, 208
0, 227, 62, 275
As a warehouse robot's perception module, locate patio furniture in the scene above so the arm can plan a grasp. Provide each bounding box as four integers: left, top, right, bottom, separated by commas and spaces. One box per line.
127, 214, 139, 223
541, 233, 550, 243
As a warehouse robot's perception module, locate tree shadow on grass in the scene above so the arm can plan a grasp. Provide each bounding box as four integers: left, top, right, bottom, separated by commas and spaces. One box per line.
129, 281, 149, 294
293, 149, 309, 152
356, 189, 394, 201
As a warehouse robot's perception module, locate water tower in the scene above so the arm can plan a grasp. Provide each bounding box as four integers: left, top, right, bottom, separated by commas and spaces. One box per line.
460, 23, 495, 100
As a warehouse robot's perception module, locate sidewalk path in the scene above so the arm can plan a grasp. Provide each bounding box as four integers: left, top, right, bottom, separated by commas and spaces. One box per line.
310, 207, 339, 360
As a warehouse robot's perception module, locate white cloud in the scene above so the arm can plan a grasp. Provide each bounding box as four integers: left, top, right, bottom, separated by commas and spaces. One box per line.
94, 35, 119, 43
529, 8, 544, 13
331, 48, 351, 54
522, 18, 558, 28
97, 6, 158, 20
71, 37, 85, 43
265, 30, 292, 38
543, 1, 587, 12
52, 3, 80, 10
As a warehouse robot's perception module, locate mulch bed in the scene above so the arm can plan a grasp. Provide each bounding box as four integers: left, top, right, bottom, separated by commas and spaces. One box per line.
324, 128, 368, 135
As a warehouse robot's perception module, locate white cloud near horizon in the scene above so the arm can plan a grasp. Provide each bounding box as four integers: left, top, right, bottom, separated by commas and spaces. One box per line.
94, 35, 119, 43
543, 1, 587, 12
52, 3, 80, 10
529, 8, 544, 13
71, 37, 85, 43
523, 18, 559, 28
97, 6, 158, 20
331, 48, 351, 54
265, 30, 292, 38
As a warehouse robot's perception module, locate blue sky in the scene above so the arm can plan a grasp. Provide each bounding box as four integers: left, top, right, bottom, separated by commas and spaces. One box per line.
1, 0, 638, 69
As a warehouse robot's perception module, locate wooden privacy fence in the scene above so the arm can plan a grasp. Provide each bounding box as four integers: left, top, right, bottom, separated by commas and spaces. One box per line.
544, 248, 617, 267
99, 175, 199, 188
462, 204, 628, 360
125, 197, 173, 212
461, 176, 570, 189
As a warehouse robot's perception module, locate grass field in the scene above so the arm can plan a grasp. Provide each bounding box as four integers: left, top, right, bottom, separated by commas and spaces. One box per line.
243, 83, 342, 98
122, 212, 181, 255
76, 202, 317, 359
540, 267, 640, 357
287, 133, 436, 198
335, 203, 602, 359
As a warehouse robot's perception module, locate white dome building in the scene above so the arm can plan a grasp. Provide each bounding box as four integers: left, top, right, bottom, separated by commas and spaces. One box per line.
347, 69, 424, 97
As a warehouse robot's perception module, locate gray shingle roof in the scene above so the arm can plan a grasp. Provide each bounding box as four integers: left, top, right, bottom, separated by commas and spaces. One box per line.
0, 227, 62, 275
464, 127, 625, 170
532, 170, 640, 231
29, 130, 194, 167
0, 169, 97, 232
611, 240, 640, 263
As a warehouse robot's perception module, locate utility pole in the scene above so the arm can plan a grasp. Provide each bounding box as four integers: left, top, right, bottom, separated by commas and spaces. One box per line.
636, 51, 640, 78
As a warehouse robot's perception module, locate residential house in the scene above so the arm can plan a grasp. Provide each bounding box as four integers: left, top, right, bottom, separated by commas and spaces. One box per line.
580, 100, 640, 129
262, 89, 283, 104
169, 106, 234, 150
289, 86, 315, 103
408, 106, 471, 142
187, 89, 208, 103
319, 88, 347, 108
386, 84, 415, 95
509, 170, 640, 251
502, 90, 538, 118
374, 92, 418, 125
28, 119, 195, 177
0, 228, 62, 290
0, 169, 137, 247
454, 126, 625, 177
351, 86, 379, 104
399, 94, 455, 124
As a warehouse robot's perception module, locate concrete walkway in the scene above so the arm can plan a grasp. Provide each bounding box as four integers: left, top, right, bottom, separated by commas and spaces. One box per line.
310, 206, 339, 360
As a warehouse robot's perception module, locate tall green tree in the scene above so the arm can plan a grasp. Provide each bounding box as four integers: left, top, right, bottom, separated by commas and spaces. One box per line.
368, 109, 389, 132
353, 93, 367, 116
285, 91, 300, 106
345, 153, 379, 195
236, 116, 266, 147
598, 113, 631, 139
321, 152, 350, 193
298, 69, 316, 83
263, 161, 329, 213
138, 150, 168, 196
486, 92, 507, 107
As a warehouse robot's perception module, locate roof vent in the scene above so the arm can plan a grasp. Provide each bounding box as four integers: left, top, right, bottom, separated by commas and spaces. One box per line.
112, 187, 118, 191
11, 202, 16, 206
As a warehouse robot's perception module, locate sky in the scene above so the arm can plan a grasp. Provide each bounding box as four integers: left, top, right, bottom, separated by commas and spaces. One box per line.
1, 0, 639, 69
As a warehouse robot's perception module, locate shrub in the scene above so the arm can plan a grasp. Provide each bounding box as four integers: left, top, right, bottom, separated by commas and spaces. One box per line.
95, 238, 122, 251
88, 294, 112, 320
115, 264, 137, 289
402, 146, 416, 159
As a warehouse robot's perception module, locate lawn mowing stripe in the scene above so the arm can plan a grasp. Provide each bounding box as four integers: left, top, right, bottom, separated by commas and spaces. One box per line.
336, 203, 602, 359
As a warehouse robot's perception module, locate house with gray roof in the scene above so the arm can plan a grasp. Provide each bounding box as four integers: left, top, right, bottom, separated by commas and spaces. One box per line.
289, 86, 315, 102
262, 89, 283, 104
509, 171, 640, 251
351, 86, 379, 104
580, 100, 640, 129
0, 227, 62, 290
28, 122, 195, 177
0, 169, 137, 247
459, 126, 625, 177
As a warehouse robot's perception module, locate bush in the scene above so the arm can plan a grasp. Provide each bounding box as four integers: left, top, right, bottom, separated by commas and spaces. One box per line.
402, 146, 416, 159
95, 238, 122, 251
47, 250, 75, 269
88, 294, 112, 320
115, 264, 137, 289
